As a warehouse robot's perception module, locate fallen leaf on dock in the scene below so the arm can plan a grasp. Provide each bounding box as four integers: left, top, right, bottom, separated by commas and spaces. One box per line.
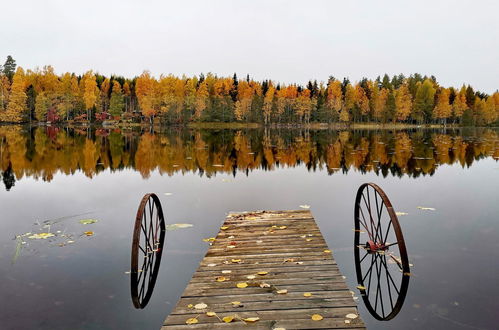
185, 317, 198, 324
247, 275, 256, 279
187, 304, 194, 308
323, 249, 331, 253
311, 314, 323, 321
206, 312, 216, 317
257, 271, 268, 275
259, 283, 270, 288
216, 276, 229, 282
346, 313, 358, 319
194, 303, 207, 309
221, 226, 229, 230
303, 292, 313, 297
221, 270, 231, 274
207, 263, 217, 267
231, 259, 242, 263
276, 289, 288, 294
222, 315, 236, 323
236, 282, 248, 288
243, 317, 260, 322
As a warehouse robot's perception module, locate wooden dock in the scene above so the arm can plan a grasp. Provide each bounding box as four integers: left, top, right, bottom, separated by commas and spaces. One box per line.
162, 210, 365, 329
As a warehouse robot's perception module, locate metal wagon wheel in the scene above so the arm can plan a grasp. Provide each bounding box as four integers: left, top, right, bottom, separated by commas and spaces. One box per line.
131, 193, 166, 309
354, 183, 410, 320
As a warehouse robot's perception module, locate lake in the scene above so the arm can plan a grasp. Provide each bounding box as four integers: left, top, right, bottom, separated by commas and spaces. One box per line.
0, 126, 498, 330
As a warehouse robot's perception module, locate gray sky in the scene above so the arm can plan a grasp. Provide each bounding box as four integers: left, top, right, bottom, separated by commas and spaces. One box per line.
1, 0, 498, 92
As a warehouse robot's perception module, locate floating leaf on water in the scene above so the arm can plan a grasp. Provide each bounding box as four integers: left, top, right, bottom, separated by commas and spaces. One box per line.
185, 317, 198, 325
236, 282, 248, 288
84, 231, 94, 236
357, 285, 366, 290
299, 205, 310, 209
164, 192, 173, 196
79, 219, 98, 225
417, 206, 436, 211
194, 303, 208, 309
346, 313, 358, 319
203, 237, 216, 242
220, 226, 229, 230
28, 233, 55, 239
166, 223, 193, 231
311, 314, 323, 321
396, 212, 409, 216
243, 317, 260, 323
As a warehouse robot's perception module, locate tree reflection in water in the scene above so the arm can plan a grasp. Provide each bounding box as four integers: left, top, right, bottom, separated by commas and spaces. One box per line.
0, 126, 497, 190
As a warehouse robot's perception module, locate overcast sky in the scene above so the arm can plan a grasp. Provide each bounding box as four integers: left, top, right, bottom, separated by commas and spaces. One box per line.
1, 0, 498, 92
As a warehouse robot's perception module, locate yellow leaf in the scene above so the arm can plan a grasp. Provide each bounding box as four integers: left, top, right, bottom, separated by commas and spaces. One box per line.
274, 328, 286, 330
84, 231, 94, 236
203, 237, 216, 242
357, 285, 366, 290
207, 263, 217, 267
246, 275, 256, 280
323, 249, 331, 253
303, 292, 312, 297
230, 301, 241, 305
185, 317, 198, 324
257, 271, 268, 275
216, 276, 229, 282
194, 303, 207, 309
222, 315, 235, 323
236, 282, 248, 288
279, 226, 287, 229
311, 314, 323, 321
221, 226, 229, 230
28, 233, 55, 239
206, 311, 216, 317
231, 259, 242, 263
276, 289, 287, 294
306, 238, 312, 241
187, 304, 194, 308
345, 313, 358, 319
243, 317, 260, 322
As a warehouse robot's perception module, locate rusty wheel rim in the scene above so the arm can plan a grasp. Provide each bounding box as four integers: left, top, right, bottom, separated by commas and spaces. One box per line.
354, 183, 410, 321
131, 193, 166, 309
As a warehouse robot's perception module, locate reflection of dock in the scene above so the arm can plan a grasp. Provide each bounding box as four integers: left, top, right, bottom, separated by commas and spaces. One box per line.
162, 210, 365, 329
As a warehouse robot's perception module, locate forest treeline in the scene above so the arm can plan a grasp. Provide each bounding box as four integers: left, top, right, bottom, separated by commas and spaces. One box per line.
0, 56, 498, 126
0, 126, 497, 190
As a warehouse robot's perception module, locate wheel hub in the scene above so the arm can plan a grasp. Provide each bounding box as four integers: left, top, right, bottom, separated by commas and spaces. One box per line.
365, 240, 388, 252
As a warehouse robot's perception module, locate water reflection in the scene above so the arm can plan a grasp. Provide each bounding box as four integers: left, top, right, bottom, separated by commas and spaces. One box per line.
0, 126, 497, 190
354, 183, 410, 321
130, 194, 166, 309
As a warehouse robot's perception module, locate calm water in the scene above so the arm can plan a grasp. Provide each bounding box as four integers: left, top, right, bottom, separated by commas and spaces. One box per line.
0, 126, 498, 330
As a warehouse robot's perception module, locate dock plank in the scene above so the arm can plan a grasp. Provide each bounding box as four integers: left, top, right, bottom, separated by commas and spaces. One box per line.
162, 210, 365, 329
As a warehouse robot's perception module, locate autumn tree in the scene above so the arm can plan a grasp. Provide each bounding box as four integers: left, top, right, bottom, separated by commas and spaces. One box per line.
326, 80, 342, 122
194, 80, 209, 120
81, 71, 99, 119
262, 85, 275, 124
433, 88, 452, 123
4, 67, 27, 122
135, 71, 158, 124
452, 86, 468, 122
395, 84, 412, 122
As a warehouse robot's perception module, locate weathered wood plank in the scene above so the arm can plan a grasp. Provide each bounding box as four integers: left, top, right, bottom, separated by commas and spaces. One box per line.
162, 210, 365, 329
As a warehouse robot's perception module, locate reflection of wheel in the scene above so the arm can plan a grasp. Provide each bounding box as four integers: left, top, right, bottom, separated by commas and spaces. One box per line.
131, 193, 166, 309
354, 183, 410, 320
